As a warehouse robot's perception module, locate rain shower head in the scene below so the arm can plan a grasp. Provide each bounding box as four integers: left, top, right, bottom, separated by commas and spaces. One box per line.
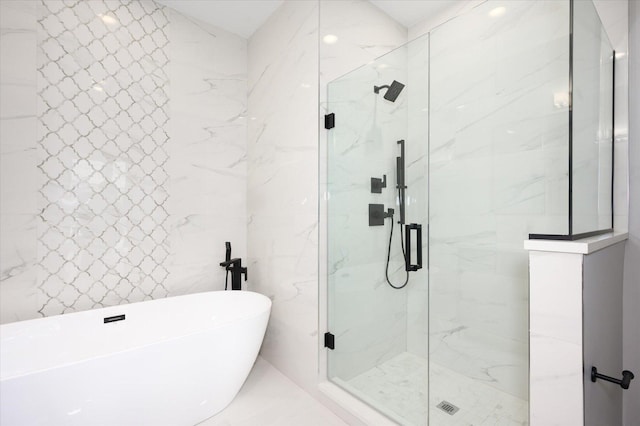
374, 80, 405, 102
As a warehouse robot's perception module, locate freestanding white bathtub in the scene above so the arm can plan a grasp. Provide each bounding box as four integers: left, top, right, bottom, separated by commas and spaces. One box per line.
0, 290, 271, 426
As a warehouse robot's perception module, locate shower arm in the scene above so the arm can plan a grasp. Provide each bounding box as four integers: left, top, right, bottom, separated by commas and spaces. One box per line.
374, 80, 404, 102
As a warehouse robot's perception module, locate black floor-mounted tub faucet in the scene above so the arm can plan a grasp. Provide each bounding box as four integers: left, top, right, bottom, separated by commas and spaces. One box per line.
220, 242, 247, 290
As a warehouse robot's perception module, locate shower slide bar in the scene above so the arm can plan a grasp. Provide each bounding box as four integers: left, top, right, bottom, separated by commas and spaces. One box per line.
396, 140, 406, 225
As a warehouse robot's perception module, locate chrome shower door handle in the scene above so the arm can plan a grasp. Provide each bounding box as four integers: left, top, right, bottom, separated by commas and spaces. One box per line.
405, 223, 422, 272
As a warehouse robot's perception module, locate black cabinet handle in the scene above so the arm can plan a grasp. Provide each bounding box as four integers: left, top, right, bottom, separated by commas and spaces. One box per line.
591, 366, 635, 390
405, 223, 422, 272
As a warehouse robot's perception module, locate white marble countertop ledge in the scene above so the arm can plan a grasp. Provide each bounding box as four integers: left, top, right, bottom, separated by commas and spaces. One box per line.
523, 232, 629, 254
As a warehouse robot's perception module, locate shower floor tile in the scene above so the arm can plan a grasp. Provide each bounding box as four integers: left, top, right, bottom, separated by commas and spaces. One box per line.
343, 352, 528, 426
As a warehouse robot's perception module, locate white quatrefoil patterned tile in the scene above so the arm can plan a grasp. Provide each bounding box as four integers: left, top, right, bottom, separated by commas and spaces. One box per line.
36, 0, 170, 316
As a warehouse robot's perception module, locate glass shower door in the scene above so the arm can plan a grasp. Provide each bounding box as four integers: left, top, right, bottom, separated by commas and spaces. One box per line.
326, 36, 430, 425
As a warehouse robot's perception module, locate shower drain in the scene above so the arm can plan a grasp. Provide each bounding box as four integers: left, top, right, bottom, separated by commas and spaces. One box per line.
436, 400, 460, 415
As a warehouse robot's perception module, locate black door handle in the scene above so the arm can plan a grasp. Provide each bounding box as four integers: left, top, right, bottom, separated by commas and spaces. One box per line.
405, 223, 422, 272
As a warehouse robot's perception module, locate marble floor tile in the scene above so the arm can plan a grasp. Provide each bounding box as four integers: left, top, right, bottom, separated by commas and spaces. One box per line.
198, 357, 347, 426
342, 352, 528, 426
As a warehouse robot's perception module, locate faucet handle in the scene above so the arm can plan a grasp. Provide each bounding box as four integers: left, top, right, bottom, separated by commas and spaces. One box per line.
242, 267, 248, 281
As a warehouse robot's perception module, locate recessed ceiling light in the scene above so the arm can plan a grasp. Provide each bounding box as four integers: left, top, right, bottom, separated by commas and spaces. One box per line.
489, 7, 506, 18
323, 34, 338, 45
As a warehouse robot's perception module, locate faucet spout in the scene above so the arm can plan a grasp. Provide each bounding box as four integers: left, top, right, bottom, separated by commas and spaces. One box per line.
219, 258, 241, 268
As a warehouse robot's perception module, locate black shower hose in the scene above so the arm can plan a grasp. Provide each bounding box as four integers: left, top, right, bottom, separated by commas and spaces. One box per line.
385, 190, 409, 289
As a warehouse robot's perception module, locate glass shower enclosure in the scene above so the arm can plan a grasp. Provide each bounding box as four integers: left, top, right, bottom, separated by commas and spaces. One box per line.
324, 1, 614, 425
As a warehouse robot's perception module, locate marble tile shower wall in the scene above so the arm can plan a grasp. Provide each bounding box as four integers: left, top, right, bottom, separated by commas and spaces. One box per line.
326, 53, 410, 381
320, 0, 411, 382
428, 1, 571, 399
0, 0, 247, 322
405, 37, 430, 358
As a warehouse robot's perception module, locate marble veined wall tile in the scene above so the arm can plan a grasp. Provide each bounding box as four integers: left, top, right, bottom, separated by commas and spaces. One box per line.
325, 52, 411, 380
0, 215, 39, 323
408, 0, 484, 41
0, 0, 40, 323
247, 0, 320, 393
529, 250, 584, 426
319, 0, 414, 383
319, 0, 407, 105
406, 35, 430, 358
166, 9, 247, 296
428, 0, 571, 400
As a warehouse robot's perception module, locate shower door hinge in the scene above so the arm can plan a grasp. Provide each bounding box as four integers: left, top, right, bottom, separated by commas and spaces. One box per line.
325, 113, 335, 129
324, 332, 335, 350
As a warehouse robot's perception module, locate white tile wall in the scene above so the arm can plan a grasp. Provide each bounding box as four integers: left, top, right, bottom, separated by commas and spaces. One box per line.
405, 35, 430, 358
165, 10, 247, 296
319, 0, 412, 382
408, 0, 483, 41
528, 251, 584, 426
325, 47, 410, 380
319, 0, 407, 104
0, 0, 248, 322
0, 0, 39, 323
428, 0, 571, 400
247, 0, 320, 393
